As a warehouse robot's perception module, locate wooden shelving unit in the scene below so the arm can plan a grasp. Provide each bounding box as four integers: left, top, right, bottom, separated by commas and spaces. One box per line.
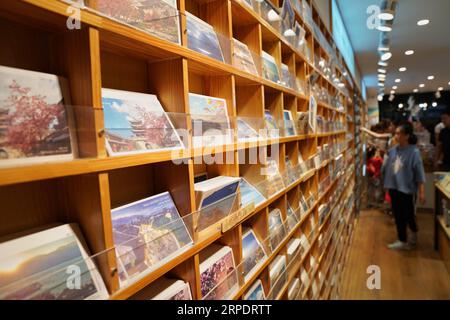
0, 0, 364, 300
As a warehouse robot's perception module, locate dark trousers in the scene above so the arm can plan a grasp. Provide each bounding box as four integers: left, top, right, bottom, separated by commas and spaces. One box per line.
389, 189, 418, 242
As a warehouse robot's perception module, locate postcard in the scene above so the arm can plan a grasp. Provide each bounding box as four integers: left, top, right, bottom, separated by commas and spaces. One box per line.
264, 110, 280, 138
200, 245, 237, 300
286, 203, 299, 232
309, 95, 317, 133
0, 65, 76, 167
283, 110, 296, 137
242, 229, 267, 280
102, 88, 184, 156
0, 224, 108, 300
131, 277, 192, 300
243, 279, 266, 300
111, 192, 193, 287
233, 39, 258, 75
281, 0, 295, 38
268, 208, 286, 251
262, 51, 281, 84
186, 12, 224, 62
189, 93, 232, 148
91, 0, 180, 44
237, 119, 261, 142
264, 160, 285, 197
269, 255, 287, 299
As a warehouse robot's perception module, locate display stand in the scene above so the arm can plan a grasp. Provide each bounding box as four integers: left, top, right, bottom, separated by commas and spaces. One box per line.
0, 0, 364, 300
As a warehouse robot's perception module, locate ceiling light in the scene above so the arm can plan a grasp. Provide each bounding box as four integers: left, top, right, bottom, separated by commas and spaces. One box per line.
405, 50, 414, 55
428, 75, 435, 80
448, 81, 450, 86
417, 19, 430, 26
378, 75, 386, 79
395, 79, 401, 83
393, 86, 398, 90
379, 12, 394, 21
438, 87, 444, 91
378, 95, 384, 102
378, 69, 387, 74
390, 90, 395, 94
413, 89, 419, 93
423, 103, 428, 107
399, 103, 404, 108
399, 67, 407, 72
432, 102, 438, 107
419, 84, 425, 88
377, 25, 392, 32
378, 61, 388, 67
378, 83, 385, 87
381, 52, 392, 61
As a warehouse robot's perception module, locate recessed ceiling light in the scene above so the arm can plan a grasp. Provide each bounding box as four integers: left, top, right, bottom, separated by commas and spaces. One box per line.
427, 75, 435, 80
423, 103, 428, 107
381, 52, 392, 61
432, 102, 438, 107
438, 87, 444, 91
390, 90, 395, 94
417, 19, 430, 26
399, 67, 407, 72
399, 103, 404, 108
377, 25, 392, 32
393, 86, 398, 90
378, 82, 385, 87
419, 84, 425, 88
378, 69, 387, 74
379, 12, 395, 21
413, 89, 419, 93
405, 50, 415, 55
448, 81, 450, 86
378, 61, 388, 67
378, 95, 384, 102
378, 75, 386, 79
395, 79, 401, 83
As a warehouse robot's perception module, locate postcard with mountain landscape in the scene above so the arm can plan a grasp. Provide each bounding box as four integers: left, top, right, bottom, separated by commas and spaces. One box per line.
111, 192, 193, 286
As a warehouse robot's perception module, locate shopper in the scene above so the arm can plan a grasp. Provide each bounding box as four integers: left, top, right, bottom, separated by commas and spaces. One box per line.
435, 109, 450, 172
382, 123, 426, 250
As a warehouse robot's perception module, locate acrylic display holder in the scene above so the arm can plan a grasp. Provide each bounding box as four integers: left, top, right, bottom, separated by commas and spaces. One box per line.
185, 17, 232, 65
0, 191, 252, 300
82, 0, 183, 45
202, 204, 316, 300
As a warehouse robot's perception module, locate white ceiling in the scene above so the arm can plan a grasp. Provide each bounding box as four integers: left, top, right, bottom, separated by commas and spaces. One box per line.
336, 0, 450, 96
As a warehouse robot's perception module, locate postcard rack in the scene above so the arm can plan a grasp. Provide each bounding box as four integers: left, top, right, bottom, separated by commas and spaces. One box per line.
0, 0, 364, 300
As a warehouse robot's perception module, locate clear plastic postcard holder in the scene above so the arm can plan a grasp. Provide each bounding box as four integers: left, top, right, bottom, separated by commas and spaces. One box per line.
82, 0, 183, 45
257, 0, 283, 33
285, 206, 302, 233
184, 13, 232, 65
192, 192, 240, 240
189, 113, 235, 150
0, 105, 99, 170
265, 227, 315, 300
0, 243, 114, 300
253, 173, 285, 200
102, 111, 190, 157
232, 43, 263, 78
234, 116, 268, 143
267, 218, 288, 252
281, 163, 301, 187
201, 265, 240, 300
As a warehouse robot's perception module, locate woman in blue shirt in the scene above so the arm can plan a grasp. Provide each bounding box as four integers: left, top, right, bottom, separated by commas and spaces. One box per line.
382, 123, 426, 250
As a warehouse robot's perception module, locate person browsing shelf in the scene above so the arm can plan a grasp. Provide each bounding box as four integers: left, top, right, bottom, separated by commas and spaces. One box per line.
435, 109, 450, 172
382, 123, 426, 250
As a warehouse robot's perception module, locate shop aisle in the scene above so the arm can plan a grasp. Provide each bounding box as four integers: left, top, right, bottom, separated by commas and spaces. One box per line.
341, 210, 450, 300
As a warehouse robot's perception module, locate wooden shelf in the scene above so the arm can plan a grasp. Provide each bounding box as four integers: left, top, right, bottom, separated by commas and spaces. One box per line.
0, 0, 361, 301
